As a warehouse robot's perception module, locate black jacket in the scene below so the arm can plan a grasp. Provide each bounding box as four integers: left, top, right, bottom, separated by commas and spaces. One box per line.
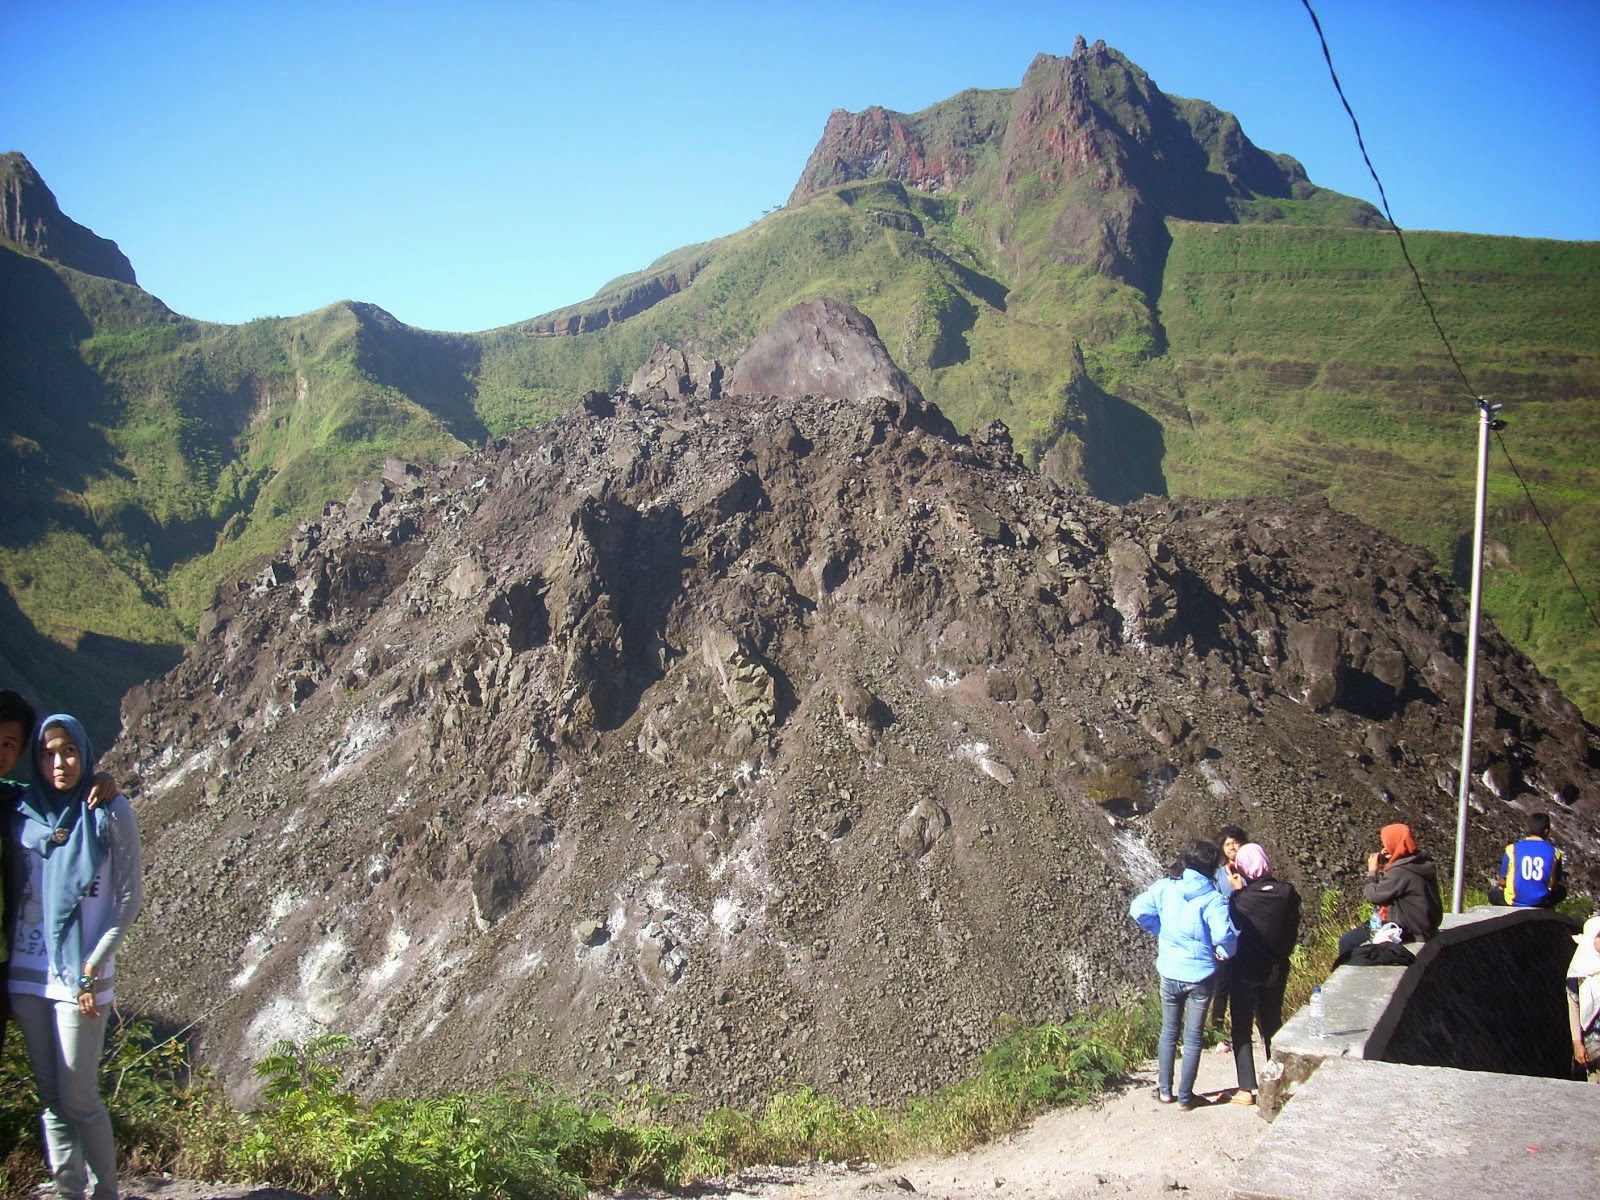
1363, 853, 1443, 942
1229, 876, 1301, 984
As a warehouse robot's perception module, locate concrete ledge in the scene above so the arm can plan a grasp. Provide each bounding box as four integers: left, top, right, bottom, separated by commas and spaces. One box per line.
1366, 905, 1579, 1074
1230, 1057, 1600, 1200
1257, 963, 1406, 1119
1257, 905, 1580, 1120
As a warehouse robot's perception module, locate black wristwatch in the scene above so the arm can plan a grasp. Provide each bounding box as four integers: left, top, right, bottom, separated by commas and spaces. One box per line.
76, 974, 95, 994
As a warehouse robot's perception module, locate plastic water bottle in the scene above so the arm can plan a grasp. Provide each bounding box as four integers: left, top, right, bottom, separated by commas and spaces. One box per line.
1309, 986, 1327, 1039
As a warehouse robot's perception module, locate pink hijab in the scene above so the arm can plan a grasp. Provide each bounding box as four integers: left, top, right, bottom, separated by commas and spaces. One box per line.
1234, 843, 1272, 881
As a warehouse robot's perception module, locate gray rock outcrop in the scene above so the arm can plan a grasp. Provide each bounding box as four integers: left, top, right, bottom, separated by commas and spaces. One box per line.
722, 298, 924, 405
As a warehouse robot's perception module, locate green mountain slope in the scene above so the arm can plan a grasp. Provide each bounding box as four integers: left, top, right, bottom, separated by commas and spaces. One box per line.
2, 37, 1597, 736
0, 230, 473, 737
473, 194, 1600, 725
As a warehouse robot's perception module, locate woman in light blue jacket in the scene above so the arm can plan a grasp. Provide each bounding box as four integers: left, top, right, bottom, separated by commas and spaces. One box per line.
9, 714, 142, 1200
1130, 839, 1238, 1108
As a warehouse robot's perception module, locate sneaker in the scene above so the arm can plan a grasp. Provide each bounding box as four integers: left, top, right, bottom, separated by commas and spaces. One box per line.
1229, 1090, 1256, 1106
1177, 1095, 1211, 1111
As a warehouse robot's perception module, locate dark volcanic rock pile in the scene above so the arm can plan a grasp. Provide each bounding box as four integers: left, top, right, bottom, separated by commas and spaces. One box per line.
110, 303, 1597, 1108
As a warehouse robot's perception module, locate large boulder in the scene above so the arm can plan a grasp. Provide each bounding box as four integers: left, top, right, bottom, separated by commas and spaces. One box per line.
628, 343, 723, 400
722, 297, 924, 405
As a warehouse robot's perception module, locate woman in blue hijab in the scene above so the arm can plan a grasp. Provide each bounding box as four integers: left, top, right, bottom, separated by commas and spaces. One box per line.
8, 713, 143, 1200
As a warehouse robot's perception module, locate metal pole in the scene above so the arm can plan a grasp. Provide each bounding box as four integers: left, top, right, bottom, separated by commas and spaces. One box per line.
1452, 401, 1498, 913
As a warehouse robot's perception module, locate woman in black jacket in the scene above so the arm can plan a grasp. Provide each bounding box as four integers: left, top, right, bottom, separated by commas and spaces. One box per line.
1336, 823, 1444, 962
1226, 843, 1301, 1105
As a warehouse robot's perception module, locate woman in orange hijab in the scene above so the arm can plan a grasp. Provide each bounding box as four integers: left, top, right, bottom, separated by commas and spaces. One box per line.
1336, 823, 1443, 963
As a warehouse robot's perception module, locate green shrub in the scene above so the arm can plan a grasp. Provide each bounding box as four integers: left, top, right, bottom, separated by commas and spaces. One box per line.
0, 1009, 1163, 1197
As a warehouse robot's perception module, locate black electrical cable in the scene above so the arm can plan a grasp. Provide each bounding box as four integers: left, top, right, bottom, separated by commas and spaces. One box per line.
1300, 0, 1600, 634
1493, 429, 1600, 630
1298, 0, 1480, 407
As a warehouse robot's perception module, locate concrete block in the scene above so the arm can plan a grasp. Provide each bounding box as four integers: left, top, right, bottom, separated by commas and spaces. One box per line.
1369, 906, 1579, 1076
1259, 906, 1581, 1120
1258, 963, 1407, 1120
1231, 1057, 1600, 1200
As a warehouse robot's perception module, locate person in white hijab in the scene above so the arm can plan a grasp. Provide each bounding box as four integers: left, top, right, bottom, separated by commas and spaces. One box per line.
1567, 914, 1600, 1079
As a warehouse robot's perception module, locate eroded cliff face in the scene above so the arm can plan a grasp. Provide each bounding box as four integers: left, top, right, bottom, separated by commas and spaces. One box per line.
521, 260, 709, 336
788, 104, 995, 203
110, 304, 1595, 1110
0, 151, 137, 284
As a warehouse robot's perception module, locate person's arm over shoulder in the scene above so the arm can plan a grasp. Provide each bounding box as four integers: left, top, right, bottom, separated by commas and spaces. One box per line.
83, 794, 143, 973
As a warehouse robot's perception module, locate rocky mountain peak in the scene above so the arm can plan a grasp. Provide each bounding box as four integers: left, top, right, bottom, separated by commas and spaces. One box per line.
108, 300, 1596, 1110
786, 42, 1383, 297
0, 151, 137, 284
787, 106, 979, 204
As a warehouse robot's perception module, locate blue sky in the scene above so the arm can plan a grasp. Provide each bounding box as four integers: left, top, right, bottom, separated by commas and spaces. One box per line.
4, 0, 1596, 333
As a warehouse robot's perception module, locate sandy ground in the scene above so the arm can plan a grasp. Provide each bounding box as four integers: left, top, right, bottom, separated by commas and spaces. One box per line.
63, 1045, 1266, 1200
655, 1045, 1269, 1200
36, 1184, 311, 1200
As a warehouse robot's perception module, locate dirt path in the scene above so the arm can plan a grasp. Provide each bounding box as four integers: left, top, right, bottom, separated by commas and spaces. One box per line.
661, 1046, 1268, 1200
84, 1047, 1266, 1200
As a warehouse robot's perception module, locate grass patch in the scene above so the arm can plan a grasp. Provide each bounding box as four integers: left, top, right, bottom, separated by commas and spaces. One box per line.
0, 1001, 1162, 1199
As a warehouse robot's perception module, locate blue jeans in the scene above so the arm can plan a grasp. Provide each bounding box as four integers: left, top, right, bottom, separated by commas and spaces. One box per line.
1158, 974, 1214, 1103
11, 993, 118, 1200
